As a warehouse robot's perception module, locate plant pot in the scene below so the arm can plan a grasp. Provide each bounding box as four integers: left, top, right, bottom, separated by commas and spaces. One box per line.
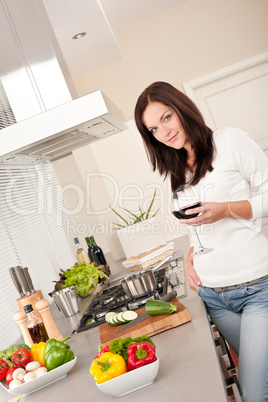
117, 217, 165, 259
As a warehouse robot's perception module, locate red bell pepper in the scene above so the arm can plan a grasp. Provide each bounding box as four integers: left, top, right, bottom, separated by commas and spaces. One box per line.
92, 345, 110, 362
127, 341, 156, 371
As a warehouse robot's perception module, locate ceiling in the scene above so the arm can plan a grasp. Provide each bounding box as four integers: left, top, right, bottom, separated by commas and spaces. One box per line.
41, 0, 189, 82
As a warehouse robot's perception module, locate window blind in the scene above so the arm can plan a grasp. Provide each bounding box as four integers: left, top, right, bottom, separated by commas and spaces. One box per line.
0, 162, 77, 350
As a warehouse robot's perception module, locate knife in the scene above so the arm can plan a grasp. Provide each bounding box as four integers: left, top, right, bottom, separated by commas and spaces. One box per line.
14, 266, 32, 296
9, 267, 25, 297
115, 290, 177, 335
22, 267, 35, 293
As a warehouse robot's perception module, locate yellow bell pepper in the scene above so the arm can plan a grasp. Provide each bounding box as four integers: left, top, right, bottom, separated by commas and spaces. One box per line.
90, 352, 127, 384
31, 342, 46, 366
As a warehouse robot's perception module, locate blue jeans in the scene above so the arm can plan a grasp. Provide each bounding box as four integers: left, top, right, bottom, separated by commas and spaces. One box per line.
198, 277, 268, 402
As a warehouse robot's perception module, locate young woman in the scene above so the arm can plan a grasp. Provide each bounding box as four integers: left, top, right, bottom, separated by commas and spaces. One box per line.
135, 81, 268, 402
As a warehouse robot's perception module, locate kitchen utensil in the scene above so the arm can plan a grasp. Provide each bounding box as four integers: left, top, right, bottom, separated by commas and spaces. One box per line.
15, 289, 44, 320
120, 255, 172, 298
9, 267, 24, 297
99, 298, 191, 347
22, 267, 35, 293
14, 265, 32, 296
35, 298, 64, 340
115, 290, 177, 335
52, 286, 80, 317
13, 310, 34, 347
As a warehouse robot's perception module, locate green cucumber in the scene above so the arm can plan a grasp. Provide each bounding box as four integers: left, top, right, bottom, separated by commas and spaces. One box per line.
145, 299, 177, 316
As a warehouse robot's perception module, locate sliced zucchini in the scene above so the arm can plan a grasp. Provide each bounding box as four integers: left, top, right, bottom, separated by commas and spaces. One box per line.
121, 310, 138, 322
106, 310, 139, 326
107, 315, 118, 326
116, 312, 126, 324
112, 314, 121, 325
105, 312, 116, 323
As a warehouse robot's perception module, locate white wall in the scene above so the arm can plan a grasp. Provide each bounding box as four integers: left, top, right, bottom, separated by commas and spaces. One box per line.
53, 121, 185, 258
72, 0, 268, 121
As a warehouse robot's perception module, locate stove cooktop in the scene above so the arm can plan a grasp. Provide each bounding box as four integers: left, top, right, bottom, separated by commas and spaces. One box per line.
72, 269, 166, 335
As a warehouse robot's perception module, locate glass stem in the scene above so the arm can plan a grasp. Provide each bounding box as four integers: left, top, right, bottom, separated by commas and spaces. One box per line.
193, 227, 203, 247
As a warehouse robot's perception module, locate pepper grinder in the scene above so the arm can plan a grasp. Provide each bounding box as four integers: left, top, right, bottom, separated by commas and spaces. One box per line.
13, 310, 34, 347
35, 298, 64, 340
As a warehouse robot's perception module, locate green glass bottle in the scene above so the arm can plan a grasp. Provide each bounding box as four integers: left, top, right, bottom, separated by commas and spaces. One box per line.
89, 236, 110, 275
85, 237, 94, 263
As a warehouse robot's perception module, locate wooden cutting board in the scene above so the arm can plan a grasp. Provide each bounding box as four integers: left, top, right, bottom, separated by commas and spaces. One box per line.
99, 298, 191, 347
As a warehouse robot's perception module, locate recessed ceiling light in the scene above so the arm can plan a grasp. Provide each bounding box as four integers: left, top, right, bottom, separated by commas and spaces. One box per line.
72, 32, 86, 40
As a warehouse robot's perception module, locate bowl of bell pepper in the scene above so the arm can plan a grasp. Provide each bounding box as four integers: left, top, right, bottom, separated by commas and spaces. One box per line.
90, 337, 160, 397
0, 337, 77, 397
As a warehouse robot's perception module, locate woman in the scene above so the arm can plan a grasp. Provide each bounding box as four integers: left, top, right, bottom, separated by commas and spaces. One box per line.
135, 81, 268, 402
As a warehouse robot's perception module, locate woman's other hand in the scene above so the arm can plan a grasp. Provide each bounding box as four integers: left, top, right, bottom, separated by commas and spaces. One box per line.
185, 248, 201, 293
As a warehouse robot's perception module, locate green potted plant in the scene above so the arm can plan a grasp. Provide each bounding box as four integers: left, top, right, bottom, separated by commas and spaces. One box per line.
110, 189, 160, 229
110, 189, 165, 259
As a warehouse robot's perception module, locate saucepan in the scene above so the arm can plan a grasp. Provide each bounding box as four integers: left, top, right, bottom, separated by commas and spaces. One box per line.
120, 255, 172, 298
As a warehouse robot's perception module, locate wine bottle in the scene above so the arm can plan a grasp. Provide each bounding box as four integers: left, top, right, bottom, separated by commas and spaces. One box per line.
85, 237, 94, 263
74, 237, 90, 263
23, 304, 49, 343
89, 236, 110, 275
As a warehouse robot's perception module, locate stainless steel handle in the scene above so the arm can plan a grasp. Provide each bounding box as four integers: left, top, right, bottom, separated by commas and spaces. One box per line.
22, 267, 35, 293
151, 255, 173, 273
9, 267, 24, 297
160, 290, 177, 302
14, 266, 31, 296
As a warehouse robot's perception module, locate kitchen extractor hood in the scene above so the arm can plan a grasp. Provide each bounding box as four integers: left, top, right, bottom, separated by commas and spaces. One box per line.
0, 90, 126, 164
0, 0, 126, 164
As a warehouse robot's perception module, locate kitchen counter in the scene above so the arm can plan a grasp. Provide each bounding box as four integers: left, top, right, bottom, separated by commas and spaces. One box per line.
0, 238, 228, 402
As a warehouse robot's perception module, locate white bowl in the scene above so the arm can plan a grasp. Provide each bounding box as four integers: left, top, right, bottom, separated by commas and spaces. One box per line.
97, 356, 159, 397
0, 356, 77, 397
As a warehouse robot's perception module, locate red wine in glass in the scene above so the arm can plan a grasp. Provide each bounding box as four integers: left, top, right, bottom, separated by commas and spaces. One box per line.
172, 202, 201, 220
171, 190, 213, 256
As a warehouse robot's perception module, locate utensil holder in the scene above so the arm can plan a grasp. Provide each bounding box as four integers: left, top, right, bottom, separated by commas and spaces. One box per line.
52, 286, 79, 317
16, 290, 44, 319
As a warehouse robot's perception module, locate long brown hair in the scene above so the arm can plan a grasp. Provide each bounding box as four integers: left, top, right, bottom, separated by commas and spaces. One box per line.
134, 81, 214, 191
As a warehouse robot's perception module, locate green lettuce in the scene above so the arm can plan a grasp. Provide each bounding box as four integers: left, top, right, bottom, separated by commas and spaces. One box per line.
63, 263, 108, 297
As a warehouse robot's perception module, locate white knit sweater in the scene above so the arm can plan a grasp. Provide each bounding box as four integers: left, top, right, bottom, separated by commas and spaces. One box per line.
186, 127, 268, 287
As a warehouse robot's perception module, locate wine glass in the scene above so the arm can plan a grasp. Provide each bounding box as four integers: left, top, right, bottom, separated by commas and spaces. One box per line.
172, 188, 214, 256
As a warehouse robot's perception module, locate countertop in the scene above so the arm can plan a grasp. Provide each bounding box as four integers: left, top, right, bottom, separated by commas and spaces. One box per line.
0, 239, 228, 402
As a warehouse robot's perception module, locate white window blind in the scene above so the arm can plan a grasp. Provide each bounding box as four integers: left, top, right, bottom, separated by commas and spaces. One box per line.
0, 162, 77, 350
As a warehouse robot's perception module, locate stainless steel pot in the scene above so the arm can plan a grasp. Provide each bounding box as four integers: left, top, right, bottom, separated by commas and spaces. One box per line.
120, 255, 172, 298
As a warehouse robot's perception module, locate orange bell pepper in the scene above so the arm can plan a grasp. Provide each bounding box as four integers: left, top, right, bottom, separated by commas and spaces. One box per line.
31, 342, 46, 366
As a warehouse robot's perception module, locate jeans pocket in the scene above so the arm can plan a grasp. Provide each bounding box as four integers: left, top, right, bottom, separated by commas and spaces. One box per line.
244, 277, 268, 295
198, 285, 204, 296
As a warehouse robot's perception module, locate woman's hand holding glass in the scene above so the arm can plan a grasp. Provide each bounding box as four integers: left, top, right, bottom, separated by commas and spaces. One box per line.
171, 189, 214, 256
180, 202, 225, 226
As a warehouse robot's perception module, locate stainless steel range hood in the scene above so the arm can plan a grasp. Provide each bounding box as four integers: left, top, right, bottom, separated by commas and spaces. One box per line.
0, 91, 126, 163
0, 0, 126, 164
